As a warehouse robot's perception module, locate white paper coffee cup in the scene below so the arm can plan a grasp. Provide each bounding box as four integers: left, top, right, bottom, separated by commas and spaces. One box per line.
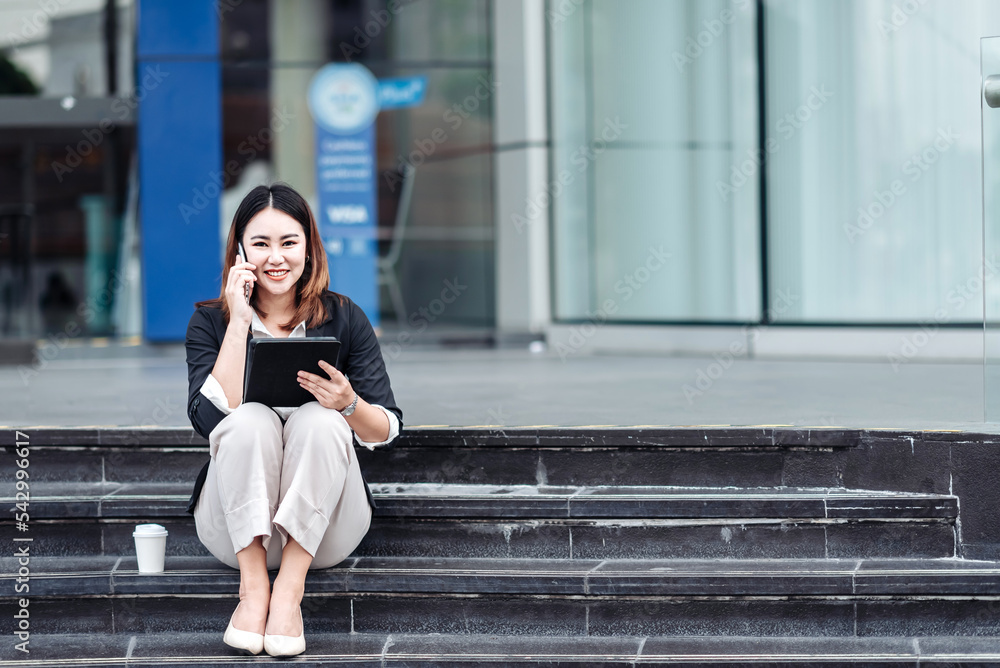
133, 523, 168, 573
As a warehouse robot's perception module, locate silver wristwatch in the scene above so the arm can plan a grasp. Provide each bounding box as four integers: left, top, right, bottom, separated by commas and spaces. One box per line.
339, 392, 358, 416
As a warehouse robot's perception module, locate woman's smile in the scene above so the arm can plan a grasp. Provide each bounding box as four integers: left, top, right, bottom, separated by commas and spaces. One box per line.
264, 269, 290, 281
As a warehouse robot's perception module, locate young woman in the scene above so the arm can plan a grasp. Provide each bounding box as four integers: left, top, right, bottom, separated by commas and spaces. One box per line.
183, 183, 401, 657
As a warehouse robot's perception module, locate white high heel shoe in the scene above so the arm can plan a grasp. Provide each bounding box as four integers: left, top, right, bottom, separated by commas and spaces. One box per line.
264, 605, 306, 657
223, 602, 264, 655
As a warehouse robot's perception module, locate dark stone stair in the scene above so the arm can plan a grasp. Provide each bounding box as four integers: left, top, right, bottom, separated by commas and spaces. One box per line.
9, 481, 958, 520
4, 633, 1000, 666
6, 554, 1000, 599
1, 481, 959, 560
6, 555, 1000, 643
3, 426, 1000, 665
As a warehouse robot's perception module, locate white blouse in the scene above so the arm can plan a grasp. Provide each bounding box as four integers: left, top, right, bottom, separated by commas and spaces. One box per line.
198, 310, 399, 449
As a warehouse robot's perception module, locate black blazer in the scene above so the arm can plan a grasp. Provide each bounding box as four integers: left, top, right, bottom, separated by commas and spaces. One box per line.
183, 290, 402, 515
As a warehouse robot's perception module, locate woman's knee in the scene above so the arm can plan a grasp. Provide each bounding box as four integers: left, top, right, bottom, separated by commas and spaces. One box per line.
211, 402, 282, 457
232, 402, 282, 426
284, 401, 352, 439
282, 402, 353, 466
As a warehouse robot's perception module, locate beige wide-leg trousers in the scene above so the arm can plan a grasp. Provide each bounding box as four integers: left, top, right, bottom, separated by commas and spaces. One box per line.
193, 401, 372, 570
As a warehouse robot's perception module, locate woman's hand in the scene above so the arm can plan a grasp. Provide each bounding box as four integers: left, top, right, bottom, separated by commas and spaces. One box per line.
225, 255, 256, 324
298, 360, 355, 410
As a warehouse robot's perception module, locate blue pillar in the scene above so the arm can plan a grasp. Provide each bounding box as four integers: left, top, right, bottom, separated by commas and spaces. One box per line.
137, 0, 221, 341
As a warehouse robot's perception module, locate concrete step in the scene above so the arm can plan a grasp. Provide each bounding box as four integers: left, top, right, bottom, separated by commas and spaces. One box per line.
5, 481, 958, 520
0, 426, 870, 493
2, 425, 872, 448
9, 515, 957, 561
12, 588, 1000, 639
3, 425, 983, 506
1, 483, 959, 559
6, 555, 1000, 599
11, 438, 847, 489
3, 633, 1000, 666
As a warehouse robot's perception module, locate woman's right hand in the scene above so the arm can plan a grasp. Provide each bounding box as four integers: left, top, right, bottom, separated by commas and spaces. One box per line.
225, 255, 256, 324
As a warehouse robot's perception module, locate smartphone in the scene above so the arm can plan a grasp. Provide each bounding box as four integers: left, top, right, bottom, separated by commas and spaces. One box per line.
237, 242, 250, 304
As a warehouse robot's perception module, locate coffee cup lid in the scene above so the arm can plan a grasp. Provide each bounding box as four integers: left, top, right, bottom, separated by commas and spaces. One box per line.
133, 523, 168, 537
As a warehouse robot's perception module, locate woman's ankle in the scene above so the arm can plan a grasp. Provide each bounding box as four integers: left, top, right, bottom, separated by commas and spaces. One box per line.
238, 577, 271, 602
269, 576, 304, 606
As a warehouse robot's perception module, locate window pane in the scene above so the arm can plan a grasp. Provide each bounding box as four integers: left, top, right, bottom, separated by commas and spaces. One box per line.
766, 0, 1000, 323
550, 0, 761, 323
389, 0, 491, 63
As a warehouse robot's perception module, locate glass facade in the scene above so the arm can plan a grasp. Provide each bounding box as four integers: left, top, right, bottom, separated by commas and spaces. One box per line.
218, 0, 495, 329
0, 0, 137, 339
767, 0, 1000, 323
550, 0, 1000, 326
3, 0, 1000, 343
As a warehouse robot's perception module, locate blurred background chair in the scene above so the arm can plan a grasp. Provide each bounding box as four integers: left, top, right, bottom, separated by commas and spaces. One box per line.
377, 163, 415, 322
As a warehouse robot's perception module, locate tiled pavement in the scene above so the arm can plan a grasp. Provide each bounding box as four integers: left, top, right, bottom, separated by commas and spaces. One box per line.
0, 340, 989, 430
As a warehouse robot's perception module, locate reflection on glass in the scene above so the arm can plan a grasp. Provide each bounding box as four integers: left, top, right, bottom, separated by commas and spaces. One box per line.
0, 132, 136, 339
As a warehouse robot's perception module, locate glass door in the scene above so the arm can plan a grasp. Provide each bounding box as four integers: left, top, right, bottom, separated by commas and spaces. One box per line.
983, 37, 1000, 420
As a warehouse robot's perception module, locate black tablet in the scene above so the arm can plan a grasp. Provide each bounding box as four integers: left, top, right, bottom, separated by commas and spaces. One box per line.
243, 337, 342, 408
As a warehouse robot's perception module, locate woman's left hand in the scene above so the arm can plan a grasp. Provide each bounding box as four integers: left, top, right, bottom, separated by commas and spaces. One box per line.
298, 360, 355, 411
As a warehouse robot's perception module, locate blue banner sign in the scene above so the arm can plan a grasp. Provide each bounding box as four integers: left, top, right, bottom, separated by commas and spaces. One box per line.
378, 76, 427, 109
308, 65, 426, 328
308, 64, 380, 325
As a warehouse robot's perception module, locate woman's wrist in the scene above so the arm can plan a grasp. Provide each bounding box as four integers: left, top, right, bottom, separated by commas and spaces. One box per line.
337, 391, 359, 415
344, 398, 391, 443
228, 312, 252, 332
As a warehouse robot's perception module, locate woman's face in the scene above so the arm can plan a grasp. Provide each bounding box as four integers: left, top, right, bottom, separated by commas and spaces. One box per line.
241, 207, 308, 300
